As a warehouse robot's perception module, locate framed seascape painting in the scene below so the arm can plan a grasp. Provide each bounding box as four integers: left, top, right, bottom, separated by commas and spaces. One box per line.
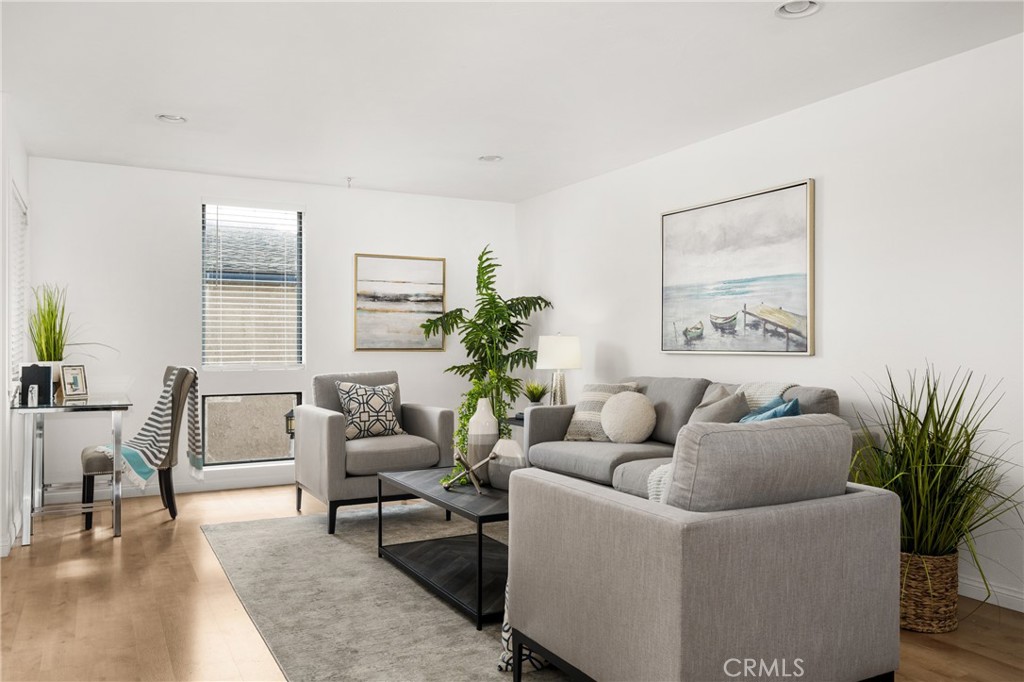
354, 253, 446, 351
662, 180, 814, 355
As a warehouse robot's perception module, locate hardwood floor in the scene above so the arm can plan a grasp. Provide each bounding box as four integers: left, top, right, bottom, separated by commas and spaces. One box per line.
3, 485, 1023, 681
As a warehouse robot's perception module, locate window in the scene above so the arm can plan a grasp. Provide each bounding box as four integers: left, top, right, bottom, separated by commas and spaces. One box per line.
202, 204, 303, 368
202, 392, 300, 464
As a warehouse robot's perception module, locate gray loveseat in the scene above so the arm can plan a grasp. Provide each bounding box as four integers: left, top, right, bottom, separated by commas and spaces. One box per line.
508, 413, 900, 682
523, 376, 840, 494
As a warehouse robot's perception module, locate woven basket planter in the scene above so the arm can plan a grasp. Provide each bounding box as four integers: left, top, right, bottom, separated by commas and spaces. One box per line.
900, 551, 959, 633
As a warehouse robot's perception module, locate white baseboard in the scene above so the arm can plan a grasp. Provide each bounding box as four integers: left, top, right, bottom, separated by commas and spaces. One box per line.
960, 574, 1024, 613
36, 460, 295, 504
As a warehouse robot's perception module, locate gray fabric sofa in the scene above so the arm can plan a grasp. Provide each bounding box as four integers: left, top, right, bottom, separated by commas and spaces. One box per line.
523, 376, 840, 494
294, 370, 454, 534
508, 414, 901, 682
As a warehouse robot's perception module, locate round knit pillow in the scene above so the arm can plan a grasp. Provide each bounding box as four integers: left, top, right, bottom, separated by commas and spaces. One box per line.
601, 391, 656, 444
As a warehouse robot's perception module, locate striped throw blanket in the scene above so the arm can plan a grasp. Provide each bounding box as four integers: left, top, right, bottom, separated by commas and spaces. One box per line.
736, 381, 798, 409
102, 367, 203, 491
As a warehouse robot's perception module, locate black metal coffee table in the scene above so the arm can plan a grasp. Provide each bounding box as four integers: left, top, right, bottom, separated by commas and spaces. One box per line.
377, 469, 509, 630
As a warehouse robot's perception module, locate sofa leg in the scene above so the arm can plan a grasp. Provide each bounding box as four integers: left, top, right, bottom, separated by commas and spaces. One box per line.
861, 674, 895, 682
512, 630, 523, 682
445, 509, 451, 522
296, 486, 302, 512
328, 501, 340, 534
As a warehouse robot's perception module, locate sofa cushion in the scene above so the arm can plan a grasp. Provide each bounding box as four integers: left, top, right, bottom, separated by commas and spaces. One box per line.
783, 385, 839, 415
702, 382, 839, 416
611, 457, 672, 499
625, 376, 711, 445
666, 414, 852, 512
565, 382, 638, 442
601, 392, 656, 444
345, 434, 439, 476
337, 382, 404, 440
687, 386, 750, 424
529, 440, 673, 485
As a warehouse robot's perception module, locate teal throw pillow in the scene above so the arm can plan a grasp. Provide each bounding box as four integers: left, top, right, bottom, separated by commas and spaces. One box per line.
740, 397, 801, 423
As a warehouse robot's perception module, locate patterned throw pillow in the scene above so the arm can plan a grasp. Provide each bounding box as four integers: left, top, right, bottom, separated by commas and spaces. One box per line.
564, 382, 638, 442
335, 381, 404, 440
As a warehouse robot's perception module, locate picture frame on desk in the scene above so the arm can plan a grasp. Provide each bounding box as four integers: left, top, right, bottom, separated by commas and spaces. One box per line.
61, 364, 89, 398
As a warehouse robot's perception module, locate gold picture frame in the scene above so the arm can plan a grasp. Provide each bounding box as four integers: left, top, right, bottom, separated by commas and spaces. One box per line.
661, 179, 815, 355
354, 253, 446, 351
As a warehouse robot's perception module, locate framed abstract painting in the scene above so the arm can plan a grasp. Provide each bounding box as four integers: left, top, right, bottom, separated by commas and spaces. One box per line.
661, 180, 814, 355
354, 253, 446, 351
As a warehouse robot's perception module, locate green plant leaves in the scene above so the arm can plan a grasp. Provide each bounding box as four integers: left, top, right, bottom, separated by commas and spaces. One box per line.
28, 284, 69, 362
851, 365, 1023, 600
421, 245, 552, 456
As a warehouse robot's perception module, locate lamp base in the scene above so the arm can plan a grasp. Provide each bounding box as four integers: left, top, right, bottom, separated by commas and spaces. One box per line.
549, 370, 567, 406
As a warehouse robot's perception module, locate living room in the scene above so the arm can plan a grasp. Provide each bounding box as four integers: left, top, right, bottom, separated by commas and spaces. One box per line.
2, 2, 1022, 681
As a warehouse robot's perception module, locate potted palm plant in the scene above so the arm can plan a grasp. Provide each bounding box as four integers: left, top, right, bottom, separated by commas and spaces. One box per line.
422, 246, 551, 483
852, 366, 1022, 633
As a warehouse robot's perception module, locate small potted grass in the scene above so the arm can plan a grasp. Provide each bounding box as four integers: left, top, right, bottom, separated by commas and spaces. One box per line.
524, 380, 550, 407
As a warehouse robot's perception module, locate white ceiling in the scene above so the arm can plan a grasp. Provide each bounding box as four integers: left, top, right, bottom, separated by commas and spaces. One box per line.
3, 2, 1022, 202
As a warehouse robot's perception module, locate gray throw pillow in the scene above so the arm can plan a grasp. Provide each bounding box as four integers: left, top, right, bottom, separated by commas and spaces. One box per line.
688, 388, 750, 424
564, 382, 638, 442
336, 381, 404, 440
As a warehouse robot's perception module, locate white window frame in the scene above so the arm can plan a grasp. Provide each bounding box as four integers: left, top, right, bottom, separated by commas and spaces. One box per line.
200, 201, 305, 371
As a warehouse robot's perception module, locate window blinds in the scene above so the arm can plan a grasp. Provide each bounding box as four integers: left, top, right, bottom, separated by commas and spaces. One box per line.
202, 204, 303, 368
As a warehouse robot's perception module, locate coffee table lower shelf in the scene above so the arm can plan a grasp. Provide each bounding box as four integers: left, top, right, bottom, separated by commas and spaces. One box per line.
379, 534, 508, 628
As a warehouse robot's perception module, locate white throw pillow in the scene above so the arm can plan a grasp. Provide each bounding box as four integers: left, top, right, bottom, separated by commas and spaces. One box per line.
600, 391, 656, 444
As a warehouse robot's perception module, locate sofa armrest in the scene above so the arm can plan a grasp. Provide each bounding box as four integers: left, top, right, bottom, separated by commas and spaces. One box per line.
402, 403, 455, 468
294, 404, 348, 502
523, 404, 575, 458
508, 469, 900, 682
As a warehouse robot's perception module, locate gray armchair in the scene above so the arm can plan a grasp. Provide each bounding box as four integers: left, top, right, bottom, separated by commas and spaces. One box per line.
294, 370, 454, 534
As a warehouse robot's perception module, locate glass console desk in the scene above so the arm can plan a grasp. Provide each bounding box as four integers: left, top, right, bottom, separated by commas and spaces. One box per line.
12, 394, 132, 545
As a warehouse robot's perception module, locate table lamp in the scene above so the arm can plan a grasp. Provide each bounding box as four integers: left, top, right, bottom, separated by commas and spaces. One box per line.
536, 335, 581, 405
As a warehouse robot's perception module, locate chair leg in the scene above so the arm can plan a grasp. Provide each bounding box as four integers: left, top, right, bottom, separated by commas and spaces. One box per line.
82, 475, 95, 530
160, 469, 178, 520
296, 486, 302, 511
328, 501, 340, 534
158, 469, 169, 509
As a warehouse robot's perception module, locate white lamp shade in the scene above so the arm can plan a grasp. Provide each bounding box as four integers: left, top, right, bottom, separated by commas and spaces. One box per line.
536, 335, 582, 370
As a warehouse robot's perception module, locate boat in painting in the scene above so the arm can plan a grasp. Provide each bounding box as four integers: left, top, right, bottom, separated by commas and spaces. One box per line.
709, 312, 738, 333
682, 321, 704, 342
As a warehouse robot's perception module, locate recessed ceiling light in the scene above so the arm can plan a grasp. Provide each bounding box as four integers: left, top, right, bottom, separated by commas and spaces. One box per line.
478, 155, 503, 163
155, 114, 188, 124
775, 1, 821, 19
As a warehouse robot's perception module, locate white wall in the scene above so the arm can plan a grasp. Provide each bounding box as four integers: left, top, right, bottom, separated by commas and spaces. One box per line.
27, 159, 516, 499
516, 35, 1024, 610
1, 92, 30, 557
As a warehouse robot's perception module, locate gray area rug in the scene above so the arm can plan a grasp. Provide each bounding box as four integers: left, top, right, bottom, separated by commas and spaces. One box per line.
202, 504, 564, 681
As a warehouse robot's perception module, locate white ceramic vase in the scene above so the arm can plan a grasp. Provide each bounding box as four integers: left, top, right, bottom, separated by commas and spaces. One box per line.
467, 398, 499, 485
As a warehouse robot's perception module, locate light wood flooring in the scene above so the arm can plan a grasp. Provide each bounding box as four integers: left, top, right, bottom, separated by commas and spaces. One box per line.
3, 485, 1023, 681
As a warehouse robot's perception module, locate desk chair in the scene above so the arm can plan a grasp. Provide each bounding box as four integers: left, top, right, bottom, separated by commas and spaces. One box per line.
80, 366, 196, 529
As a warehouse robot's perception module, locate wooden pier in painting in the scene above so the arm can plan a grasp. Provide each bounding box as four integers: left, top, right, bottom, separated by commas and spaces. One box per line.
742, 304, 808, 352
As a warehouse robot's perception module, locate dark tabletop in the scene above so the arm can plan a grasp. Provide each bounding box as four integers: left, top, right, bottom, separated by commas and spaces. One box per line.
379, 469, 509, 523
